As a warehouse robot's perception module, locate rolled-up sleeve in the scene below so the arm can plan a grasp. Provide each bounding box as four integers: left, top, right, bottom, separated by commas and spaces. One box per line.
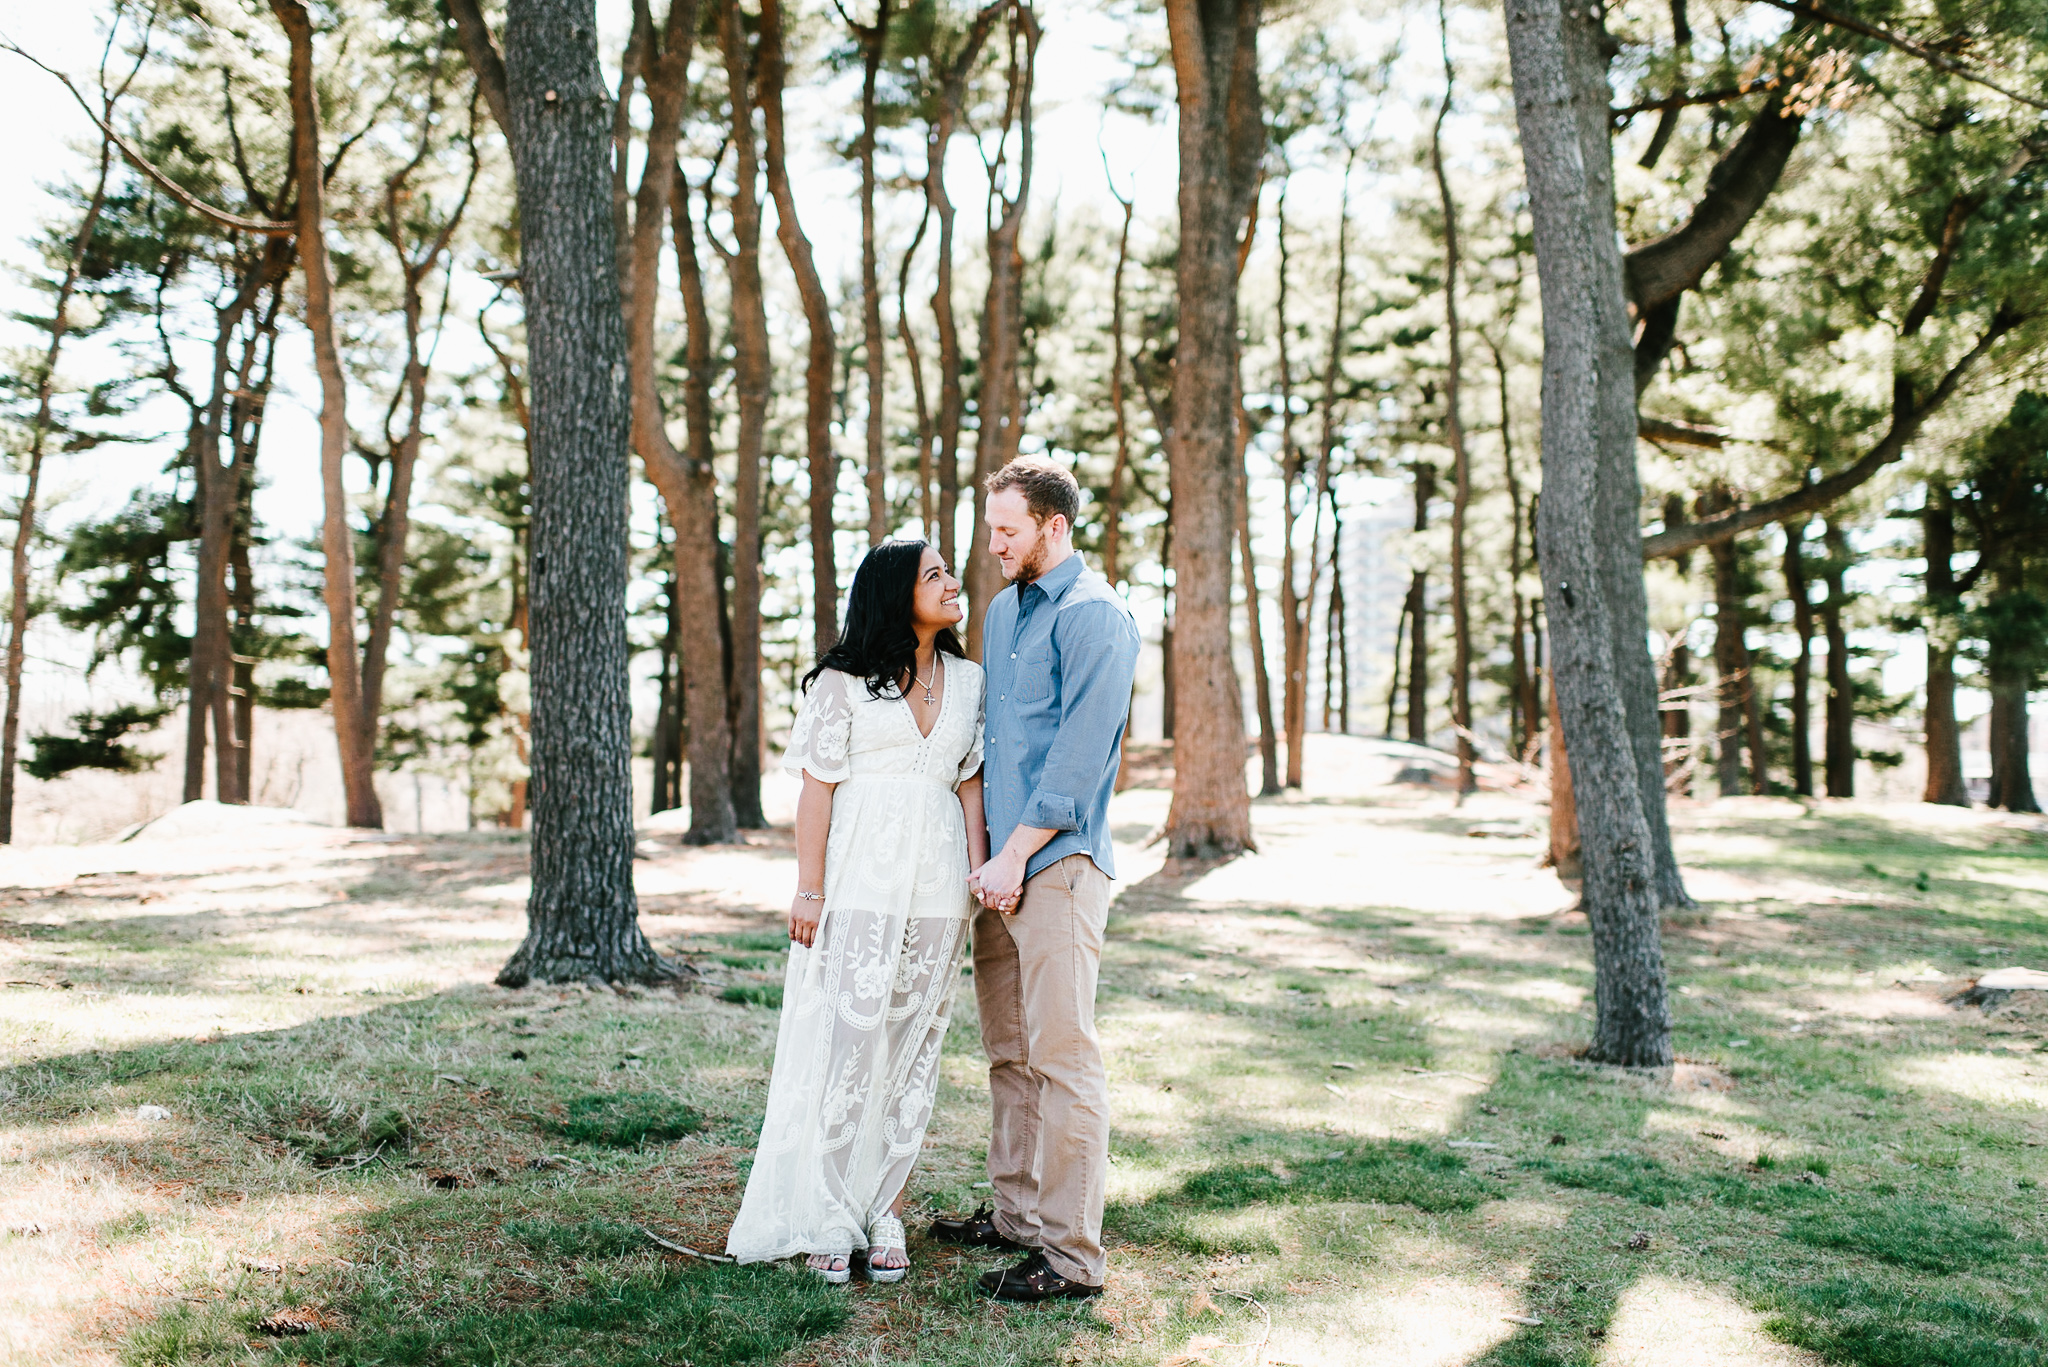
1018, 602, 1140, 831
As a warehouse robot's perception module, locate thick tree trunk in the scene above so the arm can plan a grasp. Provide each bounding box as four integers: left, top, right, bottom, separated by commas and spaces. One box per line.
2, 124, 114, 840
272, 0, 381, 829
856, 0, 894, 546
1920, 492, 1967, 807
1433, 6, 1474, 798
1987, 674, 2039, 813
1563, 3, 1690, 910
758, 0, 840, 662
965, 5, 1038, 661
1507, 0, 1671, 1067
1162, 0, 1260, 858
492, 0, 667, 985
1820, 521, 1854, 798
1781, 519, 1815, 797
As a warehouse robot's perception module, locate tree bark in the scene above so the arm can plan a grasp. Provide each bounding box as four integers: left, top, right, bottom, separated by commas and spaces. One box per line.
922, 6, 1005, 570
1707, 515, 1747, 797
492, 0, 667, 985
272, 0, 381, 829
757, 0, 840, 662
1783, 519, 1816, 797
626, 0, 738, 845
1546, 676, 1581, 878
1102, 172, 1135, 586
1987, 670, 2039, 812
1820, 520, 1854, 798
1493, 335, 1540, 760
965, 3, 1039, 662
1325, 491, 1349, 733
1920, 490, 1968, 806
1432, 12, 1474, 797
1161, 0, 1261, 859
898, 212, 936, 542
1404, 464, 1435, 747
2, 119, 116, 840
364, 113, 478, 764
855, 0, 895, 546
1562, 2, 1691, 912
1238, 403, 1280, 795
1507, 0, 1671, 1066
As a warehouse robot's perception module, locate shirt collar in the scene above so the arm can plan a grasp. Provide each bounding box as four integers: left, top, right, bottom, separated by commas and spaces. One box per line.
1022, 551, 1086, 604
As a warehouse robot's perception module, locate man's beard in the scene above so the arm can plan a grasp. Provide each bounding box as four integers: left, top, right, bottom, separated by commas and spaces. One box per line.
1011, 537, 1050, 584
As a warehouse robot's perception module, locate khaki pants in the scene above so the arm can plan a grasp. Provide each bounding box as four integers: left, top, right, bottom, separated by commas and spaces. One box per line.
972, 852, 1111, 1285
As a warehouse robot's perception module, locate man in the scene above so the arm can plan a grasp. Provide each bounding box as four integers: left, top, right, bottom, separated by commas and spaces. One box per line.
932, 456, 1140, 1302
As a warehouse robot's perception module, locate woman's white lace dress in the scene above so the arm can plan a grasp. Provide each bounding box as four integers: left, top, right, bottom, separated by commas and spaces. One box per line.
726, 656, 984, 1264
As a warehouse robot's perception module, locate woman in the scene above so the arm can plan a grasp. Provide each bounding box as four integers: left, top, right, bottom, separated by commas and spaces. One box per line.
726, 540, 987, 1284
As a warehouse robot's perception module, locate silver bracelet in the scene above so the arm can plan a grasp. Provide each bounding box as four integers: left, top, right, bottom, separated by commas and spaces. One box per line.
795, 891, 825, 902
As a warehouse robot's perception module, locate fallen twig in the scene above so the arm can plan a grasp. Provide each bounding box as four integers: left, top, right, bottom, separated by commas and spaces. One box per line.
642, 1228, 734, 1263
1212, 1288, 1273, 1367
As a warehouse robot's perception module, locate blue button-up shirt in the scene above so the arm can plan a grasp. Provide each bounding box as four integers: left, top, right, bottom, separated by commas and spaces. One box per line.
981, 553, 1141, 881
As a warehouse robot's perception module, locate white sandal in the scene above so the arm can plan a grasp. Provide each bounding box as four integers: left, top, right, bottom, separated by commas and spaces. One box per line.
805, 1252, 851, 1285
865, 1214, 908, 1284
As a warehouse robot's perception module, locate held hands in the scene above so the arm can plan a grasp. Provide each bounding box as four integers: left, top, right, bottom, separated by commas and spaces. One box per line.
967, 851, 1025, 916
788, 892, 824, 948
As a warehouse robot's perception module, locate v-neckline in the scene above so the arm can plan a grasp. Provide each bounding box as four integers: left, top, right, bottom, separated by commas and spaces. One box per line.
898, 652, 947, 741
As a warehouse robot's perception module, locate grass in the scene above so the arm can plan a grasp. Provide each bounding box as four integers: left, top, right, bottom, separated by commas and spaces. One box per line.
2, 783, 2046, 1366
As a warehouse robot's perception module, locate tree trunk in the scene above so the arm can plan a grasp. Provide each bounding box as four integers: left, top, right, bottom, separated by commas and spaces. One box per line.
1708, 524, 1746, 797
1238, 403, 1280, 795
1987, 670, 2039, 813
1563, 3, 1691, 911
225, 303, 285, 805
1274, 181, 1306, 785
1161, 504, 1176, 742
1404, 464, 1435, 747
855, 0, 895, 546
1820, 520, 1854, 798
1325, 497, 1348, 733
921, 9, 1008, 569
622, 0, 738, 845
1102, 176, 1135, 586
965, 4, 1039, 661
1920, 491, 1967, 806
1433, 3, 1474, 798
652, 552, 682, 814
1495, 337, 1538, 761
898, 212, 936, 542
1384, 598, 1407, 738
272, 0, 381, 829
1507, 0, 1671, 1067
1162, 0, 1260, 858
492, 0, 666, 985
663, 173, 740, 842
1660, 641, 1691, 788
757, 0, 840, 662
1783, 518, 1816, 797
2, 132, 116, 837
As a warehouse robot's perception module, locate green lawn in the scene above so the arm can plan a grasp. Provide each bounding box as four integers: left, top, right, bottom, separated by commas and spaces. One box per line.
1, 790, 2044, 1366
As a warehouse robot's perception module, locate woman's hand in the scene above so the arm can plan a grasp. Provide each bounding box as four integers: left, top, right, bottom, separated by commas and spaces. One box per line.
789, 893, 824, 948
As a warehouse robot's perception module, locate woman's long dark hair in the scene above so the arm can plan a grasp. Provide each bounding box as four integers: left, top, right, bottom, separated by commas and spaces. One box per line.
802, 539, 964, 698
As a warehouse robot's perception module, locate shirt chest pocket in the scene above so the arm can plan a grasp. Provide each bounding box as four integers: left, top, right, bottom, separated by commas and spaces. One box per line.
1014, 644, 1056, 703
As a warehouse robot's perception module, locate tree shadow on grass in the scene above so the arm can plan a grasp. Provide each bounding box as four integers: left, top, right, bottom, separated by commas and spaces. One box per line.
1099, 856, 2048, 1367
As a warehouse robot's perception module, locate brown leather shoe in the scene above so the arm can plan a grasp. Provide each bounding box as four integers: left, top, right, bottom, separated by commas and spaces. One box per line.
978, 1251, 1103, 1302
928, 1203, 1027, 1251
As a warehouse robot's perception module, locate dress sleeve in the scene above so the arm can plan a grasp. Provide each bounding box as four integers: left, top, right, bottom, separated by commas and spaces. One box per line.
956, 665, 985, 786
783, 669, 854, 784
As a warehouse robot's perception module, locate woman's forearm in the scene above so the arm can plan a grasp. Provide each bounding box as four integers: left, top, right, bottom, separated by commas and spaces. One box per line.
959, 773, 989, 867
796, 775, 834, 890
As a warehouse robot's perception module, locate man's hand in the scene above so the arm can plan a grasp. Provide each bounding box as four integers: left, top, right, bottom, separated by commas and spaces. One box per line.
969, 851, 1025, 915
788, 893, 823, 948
